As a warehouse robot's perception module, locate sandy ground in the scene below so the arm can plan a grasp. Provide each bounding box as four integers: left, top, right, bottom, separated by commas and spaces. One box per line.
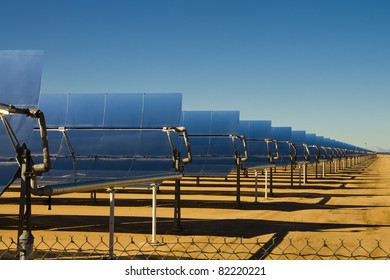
1, 154, 389, 258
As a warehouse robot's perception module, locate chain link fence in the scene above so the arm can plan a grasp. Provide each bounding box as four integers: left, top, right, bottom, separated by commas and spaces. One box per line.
1, 234, 389, 260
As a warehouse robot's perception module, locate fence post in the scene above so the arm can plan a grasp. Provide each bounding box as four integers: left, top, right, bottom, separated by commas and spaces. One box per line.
18, 231, 34, 260
254, 169, 258, 203
151, 184, 158, 244
109, 187, 115, 259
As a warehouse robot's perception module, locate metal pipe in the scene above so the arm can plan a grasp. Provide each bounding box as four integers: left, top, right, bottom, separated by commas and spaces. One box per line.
31, 110, 51, 174
31, 174, 182, 196
271, 139, 280, 162
0, 105, 51, 174
170, 126, 192, 164
231, 134, 248, 163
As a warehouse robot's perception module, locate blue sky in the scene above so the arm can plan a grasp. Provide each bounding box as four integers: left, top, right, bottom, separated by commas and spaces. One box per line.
1, 0, 389, 149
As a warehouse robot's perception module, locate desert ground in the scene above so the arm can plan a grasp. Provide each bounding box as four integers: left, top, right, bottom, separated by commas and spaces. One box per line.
1, 154, 389, 259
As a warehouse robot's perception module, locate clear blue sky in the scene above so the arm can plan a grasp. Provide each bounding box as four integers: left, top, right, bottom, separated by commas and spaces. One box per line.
2, 0, 389, 149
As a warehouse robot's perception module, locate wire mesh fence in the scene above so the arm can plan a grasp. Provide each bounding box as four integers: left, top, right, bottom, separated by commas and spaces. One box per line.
1, 234, 389, 260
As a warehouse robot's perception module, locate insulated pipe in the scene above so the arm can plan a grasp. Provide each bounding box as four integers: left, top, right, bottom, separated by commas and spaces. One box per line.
270, 139, 280, 162
31, 174, 183, 196
0, 104, 51, 174
231, 134, 248, 163
175, 127, 192, 164
31, 110, 51, 174
164, 126, 192, 165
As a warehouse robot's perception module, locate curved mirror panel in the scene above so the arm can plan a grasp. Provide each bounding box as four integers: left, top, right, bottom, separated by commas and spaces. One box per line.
66, 93, 105, 127
0, 50, 42, 107
239, 120, 272, 139
39, 94, 68, 126
272, 127, 292, 141
104, 93, 143, 127
291, 130, 306, 144
141, 93, 182, 127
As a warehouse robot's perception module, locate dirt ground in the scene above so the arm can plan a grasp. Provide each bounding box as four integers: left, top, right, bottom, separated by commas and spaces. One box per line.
1, 154, 390, 258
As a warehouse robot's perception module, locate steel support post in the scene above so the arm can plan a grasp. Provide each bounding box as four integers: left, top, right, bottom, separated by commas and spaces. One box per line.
236, 163, 241, 208
298, 164, 303, 186
264, 169, 268, 199
269, 167, 273, 196
173, 179, 183, 231
322, 161, 325, 177
290, 163, 294, 188
18, 146, 34, 260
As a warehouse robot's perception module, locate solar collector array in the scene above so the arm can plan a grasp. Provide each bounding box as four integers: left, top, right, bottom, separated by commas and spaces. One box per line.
0, 51, 376, 259
271, 127, 294, 167
238, 120, 275, 171
291, 130, 310, 165
29, 93, 184, 187
180, 110, 243, 177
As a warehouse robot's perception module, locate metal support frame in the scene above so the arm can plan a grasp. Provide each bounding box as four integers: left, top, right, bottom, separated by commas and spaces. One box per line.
254, 166, 273, 202
248, 138, 276, 202
59, 127, 78, 182
46, 126, 191, 233
1, 103, 51, 260
107, 182, 161, 258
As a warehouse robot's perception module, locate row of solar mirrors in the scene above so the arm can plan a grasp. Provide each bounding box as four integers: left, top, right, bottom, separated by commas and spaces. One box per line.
0, 51, 374, 206
1, 91, 374, 197
0, 51, 375, 258
1, 92, 375, 236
